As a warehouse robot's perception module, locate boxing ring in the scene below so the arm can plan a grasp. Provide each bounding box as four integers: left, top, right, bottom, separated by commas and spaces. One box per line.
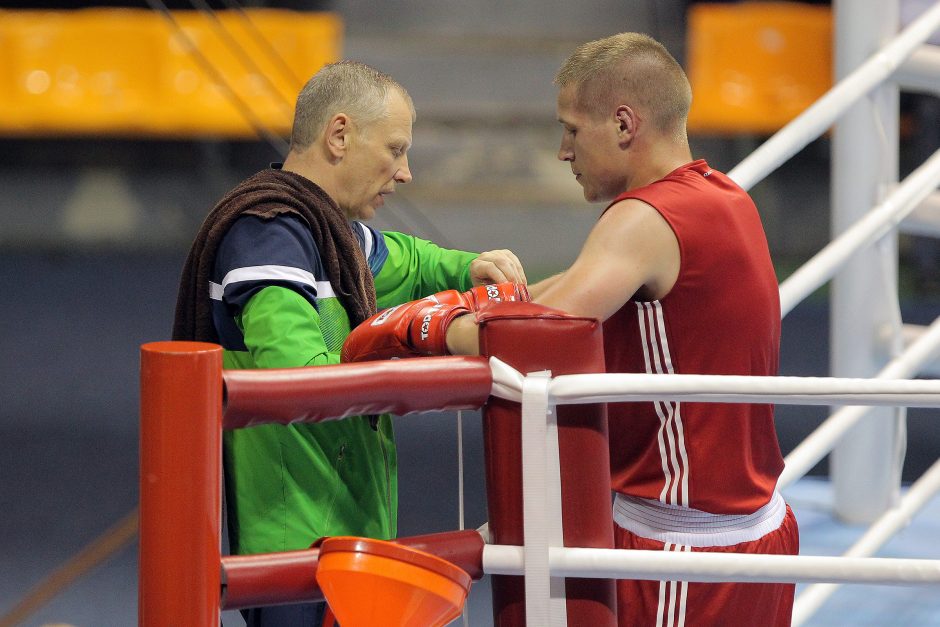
135, 1, 940, 625
139, 340, 940, 626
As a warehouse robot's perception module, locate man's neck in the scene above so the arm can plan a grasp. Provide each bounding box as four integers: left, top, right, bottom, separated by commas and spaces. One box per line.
626, 138, 693, 190
282, 151, 339, 201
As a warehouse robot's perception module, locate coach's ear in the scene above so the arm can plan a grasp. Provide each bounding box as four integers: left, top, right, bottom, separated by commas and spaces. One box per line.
325, 113, 351, 161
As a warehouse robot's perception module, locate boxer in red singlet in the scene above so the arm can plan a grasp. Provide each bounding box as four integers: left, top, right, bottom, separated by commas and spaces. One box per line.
343, 32, 798, 627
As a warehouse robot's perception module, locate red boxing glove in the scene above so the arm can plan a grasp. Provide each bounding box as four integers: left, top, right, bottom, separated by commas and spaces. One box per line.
461, 282, 531, 309
341, 292, 471, 362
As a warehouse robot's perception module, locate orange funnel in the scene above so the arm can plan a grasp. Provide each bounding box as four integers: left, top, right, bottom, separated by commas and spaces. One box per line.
316, 536, 472, 627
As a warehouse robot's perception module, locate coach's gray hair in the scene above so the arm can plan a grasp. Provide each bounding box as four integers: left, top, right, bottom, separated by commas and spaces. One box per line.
290, 60, 415, 151
555, 33, 691, 139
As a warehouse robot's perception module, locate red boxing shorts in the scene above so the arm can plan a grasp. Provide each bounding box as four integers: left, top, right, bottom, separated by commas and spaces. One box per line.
613, 493, 799, 627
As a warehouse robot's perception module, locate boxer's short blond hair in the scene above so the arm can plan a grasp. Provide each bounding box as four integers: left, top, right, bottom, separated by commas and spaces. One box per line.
555, 33, 691, 139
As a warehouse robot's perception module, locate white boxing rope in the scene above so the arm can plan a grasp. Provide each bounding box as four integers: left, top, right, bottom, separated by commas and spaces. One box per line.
792, 457, 940, 625
900, 322, 940, 377
484, 325, 940, 610
727, 0, 940, 191
779, 314, 940, 489
549, 373, 940, 407
480, 545, 940, 586
894, 43, 940, 95
777, 146, 940, 317
490, 358, 940, 408
900, 190, 940, 239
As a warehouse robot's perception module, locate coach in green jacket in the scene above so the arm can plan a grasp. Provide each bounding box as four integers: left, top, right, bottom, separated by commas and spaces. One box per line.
172, 60, 525, 626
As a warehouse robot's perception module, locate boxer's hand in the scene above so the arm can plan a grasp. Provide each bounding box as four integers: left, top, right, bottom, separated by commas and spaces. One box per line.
469, 250, 527, 286
341, 283, 528, 362
341, 292, 471, 362
461, 282, 531, 309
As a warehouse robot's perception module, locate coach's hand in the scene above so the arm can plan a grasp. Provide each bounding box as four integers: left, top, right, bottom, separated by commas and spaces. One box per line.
470, 249, 527, 286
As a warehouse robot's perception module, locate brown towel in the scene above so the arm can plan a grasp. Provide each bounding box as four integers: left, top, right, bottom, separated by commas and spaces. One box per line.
172, 167, 377, 343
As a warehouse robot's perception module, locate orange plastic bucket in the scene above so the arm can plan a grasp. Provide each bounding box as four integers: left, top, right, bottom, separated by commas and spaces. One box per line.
316, 536, 472, 627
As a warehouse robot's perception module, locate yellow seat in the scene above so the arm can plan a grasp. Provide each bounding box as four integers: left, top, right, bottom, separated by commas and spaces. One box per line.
686, 1, 833, 135
0, 9, 165, 135
0, 8, 342, 138
159, 9, 343, 137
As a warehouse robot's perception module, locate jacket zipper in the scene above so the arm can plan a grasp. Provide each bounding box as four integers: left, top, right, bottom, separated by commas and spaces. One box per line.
377, 420, 393, 534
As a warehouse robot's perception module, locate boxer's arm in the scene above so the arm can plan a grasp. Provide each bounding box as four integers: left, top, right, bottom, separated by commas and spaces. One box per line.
525, 272, 565, 299
535, 198, 679, 322
443, 199, 679, 355
444, 314, 481, 356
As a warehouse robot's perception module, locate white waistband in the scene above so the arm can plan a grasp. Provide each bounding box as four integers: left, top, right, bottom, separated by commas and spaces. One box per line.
613, 491, 787, 548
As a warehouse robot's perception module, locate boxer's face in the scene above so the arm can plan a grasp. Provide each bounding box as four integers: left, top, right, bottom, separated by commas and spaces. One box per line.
337, 89, 413, 220
556, 84, 627, 203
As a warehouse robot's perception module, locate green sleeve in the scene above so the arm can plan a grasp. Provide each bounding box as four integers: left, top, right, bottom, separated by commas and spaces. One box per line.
237, 286, 340, 368
374, 231, 478, 308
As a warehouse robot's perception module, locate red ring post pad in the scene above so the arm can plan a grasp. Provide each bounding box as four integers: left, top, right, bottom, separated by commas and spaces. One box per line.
221, 530, 485, 610
223, 356, 491, 430
477, 301, 616, 627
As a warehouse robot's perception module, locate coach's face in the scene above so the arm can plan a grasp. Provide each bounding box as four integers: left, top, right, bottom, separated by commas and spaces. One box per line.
336, 89, 413, 221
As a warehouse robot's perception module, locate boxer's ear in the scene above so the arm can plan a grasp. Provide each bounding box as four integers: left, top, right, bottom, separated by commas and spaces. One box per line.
615, 105, 638, 148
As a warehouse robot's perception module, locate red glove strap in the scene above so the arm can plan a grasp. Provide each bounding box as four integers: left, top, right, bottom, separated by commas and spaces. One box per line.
462, 282, 531, 310
407, 300, 471, 355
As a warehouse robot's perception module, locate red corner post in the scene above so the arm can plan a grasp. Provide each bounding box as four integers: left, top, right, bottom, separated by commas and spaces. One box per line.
140, 341, 223, 626
478, 303, 616, 626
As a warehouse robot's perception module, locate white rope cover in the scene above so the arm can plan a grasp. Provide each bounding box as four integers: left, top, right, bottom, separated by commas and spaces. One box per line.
490, 357, 940, 408
520, 371, 567, 627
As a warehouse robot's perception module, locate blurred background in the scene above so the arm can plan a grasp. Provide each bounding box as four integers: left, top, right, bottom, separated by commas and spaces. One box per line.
0, 0, 938, 625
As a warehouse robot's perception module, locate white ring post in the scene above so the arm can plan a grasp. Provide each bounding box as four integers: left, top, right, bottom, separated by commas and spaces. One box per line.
831, 0, 904, 524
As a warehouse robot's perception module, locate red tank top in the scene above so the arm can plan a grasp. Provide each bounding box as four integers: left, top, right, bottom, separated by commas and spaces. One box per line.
604, 160, 783, 514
